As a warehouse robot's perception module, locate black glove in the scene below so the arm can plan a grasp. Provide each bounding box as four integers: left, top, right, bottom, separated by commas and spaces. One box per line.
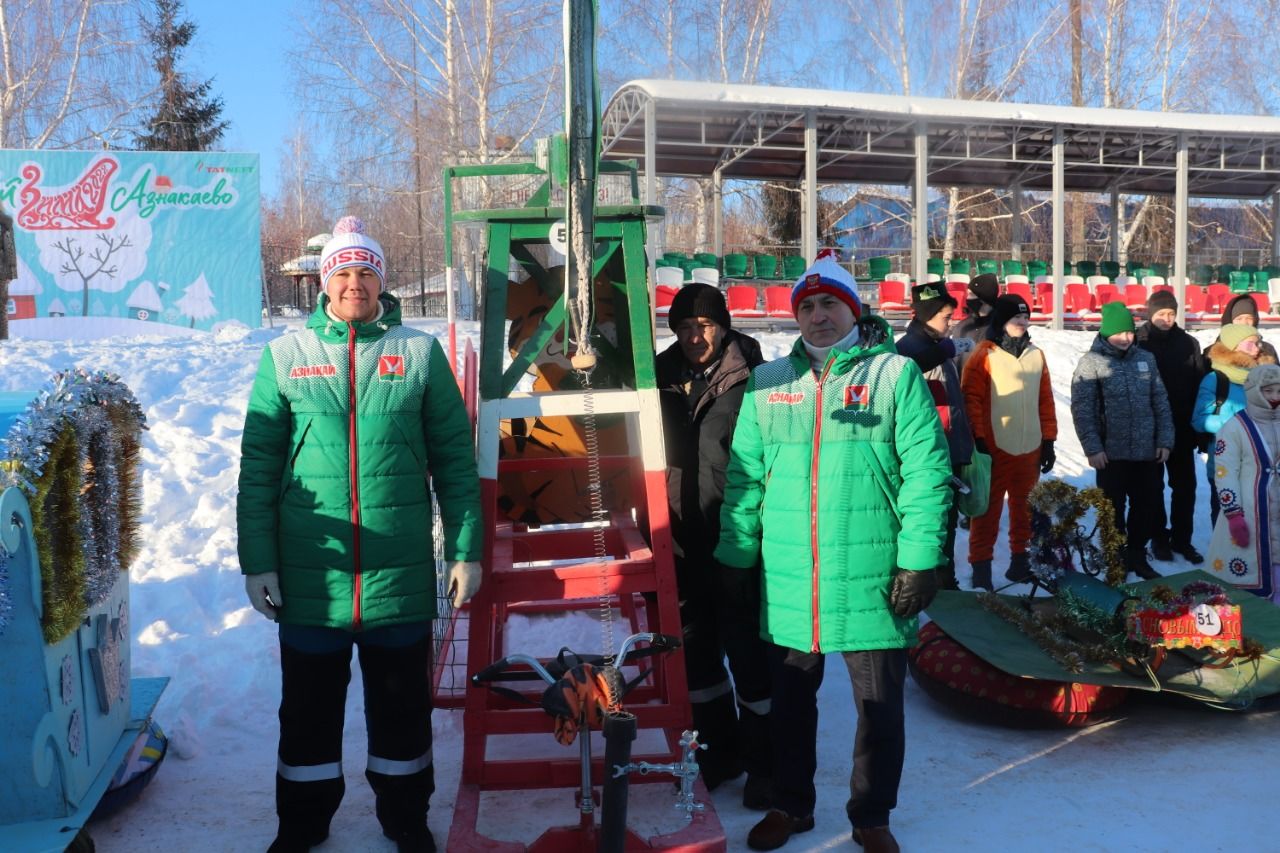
973, 437, 990, 456
1039, 439, 1056, 474
889, 568, 938, 618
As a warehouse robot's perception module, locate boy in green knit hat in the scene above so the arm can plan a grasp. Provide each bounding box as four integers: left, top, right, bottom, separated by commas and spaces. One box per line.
1070, 302, 1175, 579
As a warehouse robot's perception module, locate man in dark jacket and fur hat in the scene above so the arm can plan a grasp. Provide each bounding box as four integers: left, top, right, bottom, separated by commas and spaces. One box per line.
896, 282, 976, 589
656, 283, 772, 809
1136, 289, 1207, 564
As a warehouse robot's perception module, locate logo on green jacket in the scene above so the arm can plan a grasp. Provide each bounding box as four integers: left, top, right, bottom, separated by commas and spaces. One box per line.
378, 355, 406, 381
844, 384, 870, 409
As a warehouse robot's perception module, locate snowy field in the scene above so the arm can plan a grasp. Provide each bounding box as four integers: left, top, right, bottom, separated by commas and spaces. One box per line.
2, 318, 1278, 853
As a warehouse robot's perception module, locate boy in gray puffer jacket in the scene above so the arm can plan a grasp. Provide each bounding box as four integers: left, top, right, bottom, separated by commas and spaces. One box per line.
1070, 302, 1175, 579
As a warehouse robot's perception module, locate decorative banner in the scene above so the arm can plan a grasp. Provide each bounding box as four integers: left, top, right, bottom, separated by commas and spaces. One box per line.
1, 150, 260, 337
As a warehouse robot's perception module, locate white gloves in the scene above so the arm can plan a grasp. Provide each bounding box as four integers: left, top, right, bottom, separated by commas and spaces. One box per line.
951, 336, 976, 355
245, 572, 283, 620
448, 561, 483, 608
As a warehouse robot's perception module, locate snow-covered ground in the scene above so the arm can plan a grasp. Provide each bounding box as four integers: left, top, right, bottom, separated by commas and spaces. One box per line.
2, 319, 1277, 853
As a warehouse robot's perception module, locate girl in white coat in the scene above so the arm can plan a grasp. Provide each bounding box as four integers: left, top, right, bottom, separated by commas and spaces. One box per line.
1208, 363, 1280, 602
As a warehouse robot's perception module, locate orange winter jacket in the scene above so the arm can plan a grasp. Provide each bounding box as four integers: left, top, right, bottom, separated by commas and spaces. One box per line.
961, 339, 1057, 456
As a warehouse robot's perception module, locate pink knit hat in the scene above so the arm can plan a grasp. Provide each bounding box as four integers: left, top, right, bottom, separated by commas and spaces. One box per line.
320, 216, 385, 287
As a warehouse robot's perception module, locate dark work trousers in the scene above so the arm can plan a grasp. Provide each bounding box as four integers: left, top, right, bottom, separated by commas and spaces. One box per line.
1097, 459, 1164, 549
766, 643, 906, 830
678, 558, 773, 785
276, 622, 435, 846
1151, 438, 1198, 548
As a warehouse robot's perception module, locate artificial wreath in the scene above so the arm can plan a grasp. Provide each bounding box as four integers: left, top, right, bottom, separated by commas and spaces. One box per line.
0, 369, 147, 644
1027, 479, 1127, 587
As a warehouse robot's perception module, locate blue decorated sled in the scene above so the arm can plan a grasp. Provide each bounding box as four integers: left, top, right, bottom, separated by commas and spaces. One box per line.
0, 383, 167, 852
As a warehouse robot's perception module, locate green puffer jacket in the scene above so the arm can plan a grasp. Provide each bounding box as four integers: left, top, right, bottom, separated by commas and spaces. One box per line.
713, 316, 951, 653
236, 293, 481, 630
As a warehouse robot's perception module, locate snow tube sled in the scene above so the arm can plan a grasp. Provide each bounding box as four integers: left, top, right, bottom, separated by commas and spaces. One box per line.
91, 720, 168, 820
908, 621, 1129, 727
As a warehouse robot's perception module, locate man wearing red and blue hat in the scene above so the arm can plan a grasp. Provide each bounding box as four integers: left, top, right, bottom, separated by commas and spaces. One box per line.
715, 253, 951, 852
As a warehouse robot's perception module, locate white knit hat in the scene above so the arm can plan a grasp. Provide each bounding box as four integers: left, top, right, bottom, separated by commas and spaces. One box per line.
320, 216, 385, 287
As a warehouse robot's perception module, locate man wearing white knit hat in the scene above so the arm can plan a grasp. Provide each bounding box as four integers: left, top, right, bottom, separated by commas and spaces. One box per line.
238, 216, 482, 852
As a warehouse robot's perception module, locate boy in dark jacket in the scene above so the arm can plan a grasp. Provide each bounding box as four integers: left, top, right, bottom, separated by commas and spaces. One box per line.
1071, 302, 1175, 579
896, 282, 976, 589
656, 283, 772, 808
1135, 289, 1207, 564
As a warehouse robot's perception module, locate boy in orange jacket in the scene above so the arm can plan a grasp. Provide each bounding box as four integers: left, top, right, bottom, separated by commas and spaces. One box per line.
960, 294, 1057, 589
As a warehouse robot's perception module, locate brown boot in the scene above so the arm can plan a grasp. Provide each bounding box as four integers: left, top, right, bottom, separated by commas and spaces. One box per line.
746, 809, 815, 851
852, 825, 901, 853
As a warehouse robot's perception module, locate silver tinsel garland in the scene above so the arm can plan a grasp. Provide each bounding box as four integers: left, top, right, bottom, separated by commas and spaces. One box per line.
0, 369, 147, 613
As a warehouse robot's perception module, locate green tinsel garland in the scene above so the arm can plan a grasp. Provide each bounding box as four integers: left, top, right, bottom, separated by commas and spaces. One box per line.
32, 425, 87, 644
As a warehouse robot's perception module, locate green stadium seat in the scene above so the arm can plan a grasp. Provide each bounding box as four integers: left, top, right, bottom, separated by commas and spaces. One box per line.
1229, 270, 1253, 293
949, 258, 971, 276
1098, 261, 1120, 279
927, 258, 945, 277
723, 253, 749, 278
1075, 260, 1098, 278
977, 259, 999, 276
753, 255, 778, 279
781, 255, 807, 279
867, 256, 892, 280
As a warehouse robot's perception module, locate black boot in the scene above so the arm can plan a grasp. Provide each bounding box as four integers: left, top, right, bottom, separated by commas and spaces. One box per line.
969, 560, 992, 591
1150, 535, 1174, 562
1005, 552, 1033, 583
1172, 542, 1205, 565
1125, 547, 1161, 580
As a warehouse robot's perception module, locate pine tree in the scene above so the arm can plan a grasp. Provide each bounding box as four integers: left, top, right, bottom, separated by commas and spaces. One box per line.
133, 0, 228, 151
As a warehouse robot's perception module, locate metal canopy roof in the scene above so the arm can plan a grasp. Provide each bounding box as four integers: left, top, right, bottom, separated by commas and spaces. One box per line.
602, 79, 1280, 199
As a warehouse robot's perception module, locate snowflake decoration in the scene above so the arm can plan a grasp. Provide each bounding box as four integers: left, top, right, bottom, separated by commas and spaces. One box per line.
60, 655, 75, 705
98, 618, 123, 708
67, 709, 83, 756
1218, 489, 1237, 509
1214, 439, 1226, 456
1229, 557, 1249, 577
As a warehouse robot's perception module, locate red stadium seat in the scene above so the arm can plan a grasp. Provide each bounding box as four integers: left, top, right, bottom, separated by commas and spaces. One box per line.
654, 285, 677, 314
1064, 283, 1094, 315
1183, 285, 1207, 319
878, 280, 908, 311
1123, 284, 1147, 309
1249, 291, 1275, 320
1094, 284, 1120, 307
726, 285, 764, 318
1206, 284, 1231, 314
764, 286, 793, 318
1005, 281, 1033, 306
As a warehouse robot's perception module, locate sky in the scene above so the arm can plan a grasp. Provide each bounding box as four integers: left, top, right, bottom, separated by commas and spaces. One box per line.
186, 0, 296, 198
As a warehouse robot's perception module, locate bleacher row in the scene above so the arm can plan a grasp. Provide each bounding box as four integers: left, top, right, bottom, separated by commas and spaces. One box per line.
877, 277, 1280, 324
650, 250, 1280, 322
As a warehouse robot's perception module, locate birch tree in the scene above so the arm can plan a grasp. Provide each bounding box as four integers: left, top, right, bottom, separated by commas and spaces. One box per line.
0, 0, 151, 149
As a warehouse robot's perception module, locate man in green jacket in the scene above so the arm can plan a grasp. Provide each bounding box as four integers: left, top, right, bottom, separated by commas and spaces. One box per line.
715, 253, 951, 853
237, 217, 482, 853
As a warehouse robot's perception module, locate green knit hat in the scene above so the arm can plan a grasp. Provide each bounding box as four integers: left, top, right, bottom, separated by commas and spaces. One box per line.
1098, 302, 1135, 338
1220, 323, 1261, 351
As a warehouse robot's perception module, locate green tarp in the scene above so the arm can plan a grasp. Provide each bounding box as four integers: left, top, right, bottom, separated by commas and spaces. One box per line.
924, 571, 1280, 709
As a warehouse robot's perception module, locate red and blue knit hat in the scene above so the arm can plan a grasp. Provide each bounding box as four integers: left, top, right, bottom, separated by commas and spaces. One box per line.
320, 216, 386, 288
790, 251, 861, 319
